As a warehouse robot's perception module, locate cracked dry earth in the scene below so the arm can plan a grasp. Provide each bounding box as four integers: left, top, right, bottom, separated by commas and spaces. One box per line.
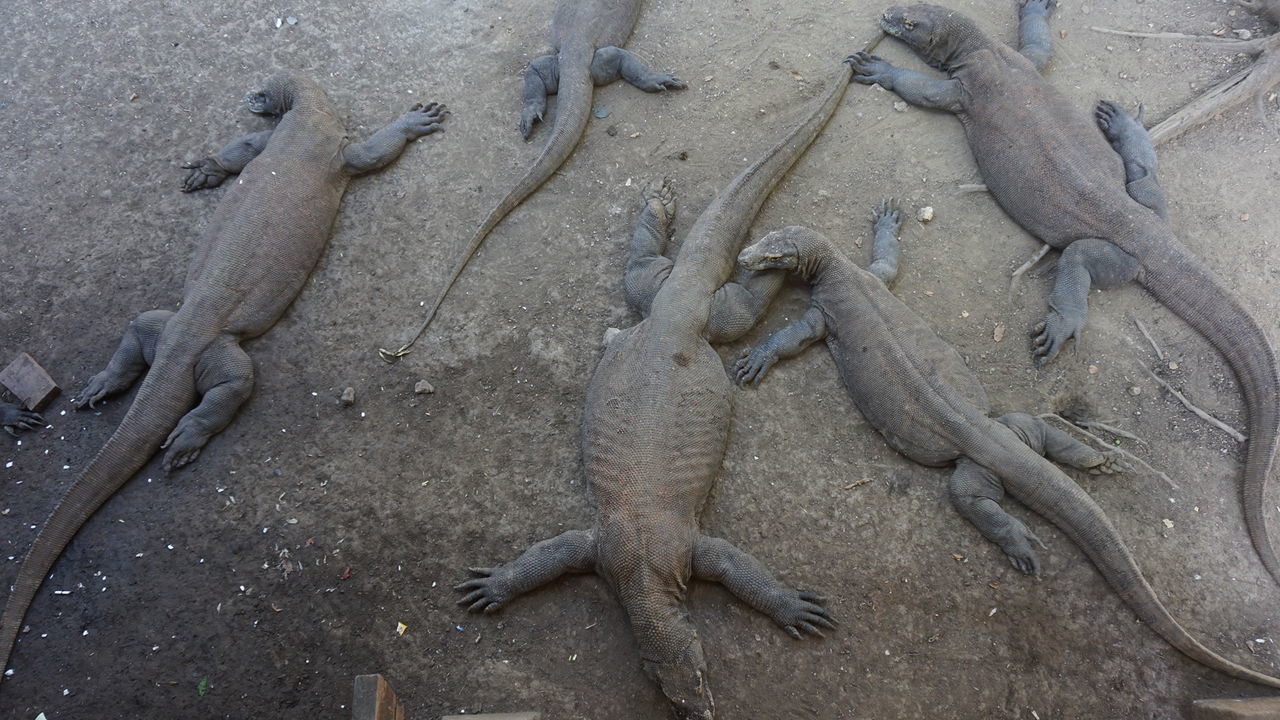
1, 0, 1279, 718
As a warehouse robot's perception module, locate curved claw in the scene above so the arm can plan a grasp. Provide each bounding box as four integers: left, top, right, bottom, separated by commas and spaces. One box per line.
1031, 311, 1083, 368
846, 52, 892, 86
733, 347, 776, 387
872, 197, 904, 232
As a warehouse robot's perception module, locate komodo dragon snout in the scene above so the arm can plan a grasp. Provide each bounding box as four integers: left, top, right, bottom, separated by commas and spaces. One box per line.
737, 229, 801, 271
878, 3, 993, 70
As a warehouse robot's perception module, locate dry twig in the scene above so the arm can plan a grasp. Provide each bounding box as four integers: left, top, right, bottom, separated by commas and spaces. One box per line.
1141, 367, 1247, 442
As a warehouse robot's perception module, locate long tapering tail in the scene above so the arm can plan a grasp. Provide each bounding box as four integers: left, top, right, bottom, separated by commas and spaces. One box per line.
381, 43, 598, 360
0, 347, 198, 681
1139, 242, 1280, 588
972, 423, 1280, 688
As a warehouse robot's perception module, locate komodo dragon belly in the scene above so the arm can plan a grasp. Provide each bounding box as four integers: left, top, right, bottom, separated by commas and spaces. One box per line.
583, 324, 732, 518
821, 276, 989, 467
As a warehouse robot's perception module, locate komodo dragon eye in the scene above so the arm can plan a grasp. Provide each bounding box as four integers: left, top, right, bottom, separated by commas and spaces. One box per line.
904, 19, 917, 30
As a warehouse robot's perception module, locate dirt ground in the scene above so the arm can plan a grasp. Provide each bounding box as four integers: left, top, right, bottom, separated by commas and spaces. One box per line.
2, 0, 1279, 718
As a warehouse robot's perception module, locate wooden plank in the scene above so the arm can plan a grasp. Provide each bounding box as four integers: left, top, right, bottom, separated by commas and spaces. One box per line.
1192, 697, 1280, 719
440, 714, 540, 720
0, 353, 59, 411
352, 674, 404, 720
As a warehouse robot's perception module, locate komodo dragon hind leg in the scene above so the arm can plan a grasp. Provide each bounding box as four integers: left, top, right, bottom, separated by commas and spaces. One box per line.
455, 529, 597, 614
996, 413, 1126, 475
590, 47, 687, 92
1095, 101, 1169, 219
867, 198, 905, 285
624, 179, 677, 317
691, 535, 836, 639
1031, 238, 1139, 367
1017, 0, 1057, 71
160, 335, 255, 472
520, 54, 560, 139
948, 459, 1047, 575
181, 129, 274, 193
343, 102, 449, 176
75, 310, 174, 410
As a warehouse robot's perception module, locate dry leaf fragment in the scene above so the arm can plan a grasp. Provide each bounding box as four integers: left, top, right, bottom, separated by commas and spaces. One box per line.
1088, 365, 1099, 374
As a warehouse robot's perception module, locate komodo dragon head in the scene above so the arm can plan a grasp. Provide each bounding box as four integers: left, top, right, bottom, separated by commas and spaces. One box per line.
738, 228, 802, 272
878, 4, 990, 72
242, 71, 330, 116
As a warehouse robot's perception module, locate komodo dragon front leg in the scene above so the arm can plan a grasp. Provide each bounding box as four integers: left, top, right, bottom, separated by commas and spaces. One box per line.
623, 181, 786, 340
1, 403, 43, 436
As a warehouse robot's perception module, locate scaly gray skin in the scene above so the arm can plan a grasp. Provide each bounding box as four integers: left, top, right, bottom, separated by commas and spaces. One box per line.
0, 403, 43, 436
456, 62, 857, 720
734, 205, 1280, 689
847, 2, 1280, 589
0, 72, 446, 683
384, 0, 686, 359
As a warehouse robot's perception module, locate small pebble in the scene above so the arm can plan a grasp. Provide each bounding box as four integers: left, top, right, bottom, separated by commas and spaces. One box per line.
1088, 365, 1099, 374
286, 15, 298, 25
916, 206, 934, 222
340, 387, 356, 406
1127, 386, 1142, 396
1168, 362, 1179, 371
1234, 29, 1253, 40
893, 101, 908, 113
414, 380, 435, 395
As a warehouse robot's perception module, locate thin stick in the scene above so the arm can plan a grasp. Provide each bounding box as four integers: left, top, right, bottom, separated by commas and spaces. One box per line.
1010, 243, 1052, 288
1142, 367, 1247, 442
1134, 319, 1165, 361
1038, 413, 1178, 489
957, 183, 988, 193
1075, 420, 1146, 444
1089, 26, 1264, 51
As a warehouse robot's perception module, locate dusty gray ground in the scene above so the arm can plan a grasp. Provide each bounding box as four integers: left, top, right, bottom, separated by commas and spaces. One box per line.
2, 0, 1279, 718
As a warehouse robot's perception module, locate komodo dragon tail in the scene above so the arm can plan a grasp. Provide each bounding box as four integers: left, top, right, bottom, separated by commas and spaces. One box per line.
972, 423, 1280, 688
1139, 243, 1280, 588
0, 341, 200, 681
382, 43, 599, 360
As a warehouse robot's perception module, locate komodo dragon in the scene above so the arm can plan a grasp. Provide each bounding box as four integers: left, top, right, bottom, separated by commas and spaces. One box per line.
0, 72, 446, 681
454, 60, 862, 720
382, 0, 686, 359
732, 203, 1280, 688
1, 404, 43, 436
846, 2, 1280, 588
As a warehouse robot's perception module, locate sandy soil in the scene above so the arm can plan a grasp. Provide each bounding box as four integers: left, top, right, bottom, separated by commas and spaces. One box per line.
2, 0, 1279, 718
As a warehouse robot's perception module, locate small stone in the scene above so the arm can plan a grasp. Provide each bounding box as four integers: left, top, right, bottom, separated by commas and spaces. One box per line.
340, 387, 356, 406
274, 17, 282, 28
414, 380, 435, 395
1241, 213, 1251, 221
1168, 362, 1179, 371
993, 323, 1006, 343
1088, 365, 1100, 374
893, 101, 908, 113
1127, 386, 1142, 396
916, 206, 934, 223
703, 75, 714, 82
1080, 4, 1090, 14
1162, 518, 1174, 529
286, 15, 298, 25
1234, 28, 1253, 40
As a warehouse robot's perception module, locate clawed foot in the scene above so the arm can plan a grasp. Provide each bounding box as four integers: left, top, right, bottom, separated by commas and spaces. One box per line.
181, 157, 230, 193
999, 519, 1047, 575
1019, 0, 1058, 16
1, 404, 44, 436
401, 101, 448, 140
733, 347, 778, 387
846, 52, 894, 87
770, 589, 837, 639
161, 418, 210, 471
1031, 310, 1084, 367
1081, 449, 1128, 475
641, 178, 676, 221
1095, 100, 1144, 147
872, 198, 904, 234
75, 371, 128, 409
639, 73, 688, 92
454, 567, 514, 614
